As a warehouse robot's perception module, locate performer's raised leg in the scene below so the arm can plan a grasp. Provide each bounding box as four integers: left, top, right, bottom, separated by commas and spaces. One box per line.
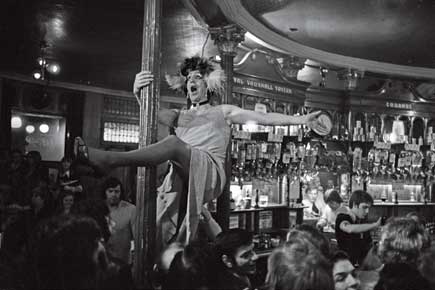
74, 135, 191, 178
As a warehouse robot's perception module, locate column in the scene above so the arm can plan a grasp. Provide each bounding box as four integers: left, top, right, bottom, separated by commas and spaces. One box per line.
210, 24, 244, 229
134, 0, 161, 286
210, 24, 245, 104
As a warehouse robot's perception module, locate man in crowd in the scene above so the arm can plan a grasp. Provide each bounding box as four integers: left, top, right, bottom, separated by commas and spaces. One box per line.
101, 177, 136, 265
335, 190, 381, 266
317, 190, 348, 231
214, 229, 259, 290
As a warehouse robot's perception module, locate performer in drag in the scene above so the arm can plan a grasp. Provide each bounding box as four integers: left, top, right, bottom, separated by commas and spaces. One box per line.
74, 56, 329, 247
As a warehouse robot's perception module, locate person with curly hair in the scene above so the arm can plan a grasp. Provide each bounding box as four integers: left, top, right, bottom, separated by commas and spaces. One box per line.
377, 217, 431, 266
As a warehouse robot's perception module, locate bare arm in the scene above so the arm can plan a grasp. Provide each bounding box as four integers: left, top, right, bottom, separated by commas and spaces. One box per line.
221, 104, 315, 125
316, 210, 328, 228
339, 218, 381, 234
133, 71, 180, 128
200, 206, 222, 240
220, 105, 326, 134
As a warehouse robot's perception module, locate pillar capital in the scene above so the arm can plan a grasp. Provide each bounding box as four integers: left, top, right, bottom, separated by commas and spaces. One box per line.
209, 24, 245, 56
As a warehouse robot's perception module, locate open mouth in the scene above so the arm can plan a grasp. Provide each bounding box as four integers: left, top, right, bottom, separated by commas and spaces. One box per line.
190, 86, 197, 93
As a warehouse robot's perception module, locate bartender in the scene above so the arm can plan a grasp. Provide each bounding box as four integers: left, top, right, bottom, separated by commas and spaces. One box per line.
316, 190, 348, 232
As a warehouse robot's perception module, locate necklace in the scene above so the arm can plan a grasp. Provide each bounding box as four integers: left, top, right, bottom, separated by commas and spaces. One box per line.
191, 99, 209, 108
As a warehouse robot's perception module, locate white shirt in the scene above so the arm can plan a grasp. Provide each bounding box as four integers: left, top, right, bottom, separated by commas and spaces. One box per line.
317, 205, 349, 230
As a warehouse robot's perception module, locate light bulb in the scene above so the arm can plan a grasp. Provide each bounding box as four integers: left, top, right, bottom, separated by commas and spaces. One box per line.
39, 124, 49, 133
11, 116, 22, 129
33, 71, 42, 80
26, 125, 35, 134
47, 63, 60, 74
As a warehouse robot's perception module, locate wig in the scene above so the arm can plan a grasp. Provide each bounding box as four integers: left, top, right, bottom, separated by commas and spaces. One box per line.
165, 56, 225, 96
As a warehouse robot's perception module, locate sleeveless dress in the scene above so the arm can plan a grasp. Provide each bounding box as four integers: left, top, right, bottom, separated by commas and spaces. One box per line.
156, 106, 230, 246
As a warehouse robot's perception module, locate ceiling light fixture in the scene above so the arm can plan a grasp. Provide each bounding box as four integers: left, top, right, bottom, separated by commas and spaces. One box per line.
32, 40, 61, 80
337, 68, 364, 90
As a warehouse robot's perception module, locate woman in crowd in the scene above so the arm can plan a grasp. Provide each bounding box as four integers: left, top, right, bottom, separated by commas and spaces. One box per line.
55, 190, 75, 216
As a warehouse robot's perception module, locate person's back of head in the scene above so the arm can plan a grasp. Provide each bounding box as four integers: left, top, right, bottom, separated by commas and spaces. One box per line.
378, 217, 431, 265
31, 214, 107, 290
374, 262, 430, 290
163, 243, 216, 290
266, 240, 333, 290
287, 224, 331, 258
152, 242, 184, 289
72, 198, 111, 242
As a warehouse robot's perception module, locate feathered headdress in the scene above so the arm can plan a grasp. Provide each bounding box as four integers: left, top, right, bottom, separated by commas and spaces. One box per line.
165, 56, 225, 96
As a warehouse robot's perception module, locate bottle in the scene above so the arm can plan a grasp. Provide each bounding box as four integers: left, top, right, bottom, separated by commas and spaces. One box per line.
244, 191, 252, 209
254, 189, 260, 209
280, 174, 288, 205
381, 187, 387, 202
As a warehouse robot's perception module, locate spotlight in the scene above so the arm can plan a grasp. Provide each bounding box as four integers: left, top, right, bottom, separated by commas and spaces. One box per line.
32, 54, 61, 79
25, 125, 35, 134
37, 57, 46, 66
47, 63, 60, 74
11, 116, 22, 129
39, 124, 49, 133
33, 71, 42, 80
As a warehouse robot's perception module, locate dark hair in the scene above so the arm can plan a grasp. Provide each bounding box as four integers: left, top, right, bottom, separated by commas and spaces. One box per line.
214, 229, 253, 259
27, 150, 42, 162
60, 156, 73, 163
349, 190, 373, 208
72, 199, 111, 242
325, 190, 343, 203
31, 215, 105, 290
330, 250, 351, 264
179, 56, 215, 77
100, 177, 124, 201
163, 243, 216, 290
287, 224, 331, 258
374, 262, 430, 290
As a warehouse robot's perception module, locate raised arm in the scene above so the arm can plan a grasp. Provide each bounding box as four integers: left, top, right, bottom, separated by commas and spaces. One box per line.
221, 104, 326, 132
133, 71, 180, 128
339, 217, 381, 234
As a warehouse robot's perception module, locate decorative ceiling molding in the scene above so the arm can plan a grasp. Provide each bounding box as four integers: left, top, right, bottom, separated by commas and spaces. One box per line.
217, 0, 435, 80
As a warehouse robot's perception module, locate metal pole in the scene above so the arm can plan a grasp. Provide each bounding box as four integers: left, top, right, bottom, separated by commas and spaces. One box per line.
134, 0, 161, 286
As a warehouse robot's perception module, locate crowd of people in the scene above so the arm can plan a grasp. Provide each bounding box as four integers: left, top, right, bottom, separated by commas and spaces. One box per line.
0, 150, 434, 290
1, 55, 434, 289
0, 149, 138, 289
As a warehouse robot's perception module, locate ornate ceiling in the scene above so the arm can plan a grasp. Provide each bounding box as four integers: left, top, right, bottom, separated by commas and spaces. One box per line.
1, 0, 435, 98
